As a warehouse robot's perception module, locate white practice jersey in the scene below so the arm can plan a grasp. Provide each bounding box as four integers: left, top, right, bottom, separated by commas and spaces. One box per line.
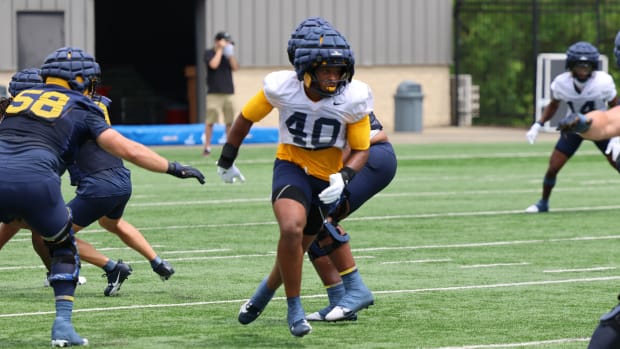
551, 70, 617, 116
263, 70, 373, 150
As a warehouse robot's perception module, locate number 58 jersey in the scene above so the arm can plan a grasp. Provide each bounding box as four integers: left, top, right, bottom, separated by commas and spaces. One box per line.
241, 70, 372, 180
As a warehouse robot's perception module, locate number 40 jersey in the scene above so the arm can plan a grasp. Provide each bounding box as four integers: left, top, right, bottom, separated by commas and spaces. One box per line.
241, 70, 372, 181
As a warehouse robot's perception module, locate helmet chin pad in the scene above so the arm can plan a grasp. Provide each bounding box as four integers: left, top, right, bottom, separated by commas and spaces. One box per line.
303, 71, 346, 97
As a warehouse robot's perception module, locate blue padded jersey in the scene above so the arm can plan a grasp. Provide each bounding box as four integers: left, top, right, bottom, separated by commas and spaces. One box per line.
67, 99, 130, 198
0, 84, 110, 182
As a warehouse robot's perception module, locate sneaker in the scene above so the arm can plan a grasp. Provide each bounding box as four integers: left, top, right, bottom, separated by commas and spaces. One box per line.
325, 289, 374, 322
525, 200, 549, 213
238, 301, 263, 325
103, 260, 132, 296
202, 148, 211, 157
51, 317, 88, 347
306, 309, 357, 322
289, 319, 312, 337
153, 260, 175, 281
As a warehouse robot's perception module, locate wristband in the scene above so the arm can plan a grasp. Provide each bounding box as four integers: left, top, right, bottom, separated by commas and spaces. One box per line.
217, 142, 239, 169
166, 161, 176, 174
339, 166, 356, 185
537, 121, 544, 126
574, 113, 592, 133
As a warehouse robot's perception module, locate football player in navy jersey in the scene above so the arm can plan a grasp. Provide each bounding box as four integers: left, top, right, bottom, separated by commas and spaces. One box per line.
217, 17, 373, 337
0, 69, 177, 296
0, 67, 90, 285
525, 41, 618, 213
0, 47, 204, 347
53, 93, 176, 296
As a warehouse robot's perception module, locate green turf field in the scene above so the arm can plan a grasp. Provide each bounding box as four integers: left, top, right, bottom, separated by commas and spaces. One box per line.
2, 139, 620, 348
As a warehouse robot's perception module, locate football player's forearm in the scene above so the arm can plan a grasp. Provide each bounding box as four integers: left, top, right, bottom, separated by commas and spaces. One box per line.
580, 111, 616, 140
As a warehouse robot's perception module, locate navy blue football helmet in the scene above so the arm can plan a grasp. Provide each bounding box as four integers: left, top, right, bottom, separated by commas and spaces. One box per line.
565, 41, 600, 71
40, 47, 101, 94
9, 67, 43, 96
287, 17, 334, 65
291, 17, 355, 96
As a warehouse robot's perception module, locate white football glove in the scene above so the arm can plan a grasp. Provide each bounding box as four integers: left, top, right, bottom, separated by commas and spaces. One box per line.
223, 44, 234, 57
526, 122, 542, 144
318, 173, 346, 204
605, 137, 620, 162
217, 164, 245, 183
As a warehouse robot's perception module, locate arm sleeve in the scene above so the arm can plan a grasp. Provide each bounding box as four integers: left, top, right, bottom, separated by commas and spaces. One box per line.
241, 89, 274, 123
347, 115, 371, 150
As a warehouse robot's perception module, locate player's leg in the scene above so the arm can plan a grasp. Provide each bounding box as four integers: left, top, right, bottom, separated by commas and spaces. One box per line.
239, 160, 315, 336
305, 242, 349, 321
273, 196, 311, 336
319, 224, 374, 321
526, 133, 582, 213
310, 142, 396, 320
98, 216, 174, 280
270, 161, 316, 336
0, 221, 23, 250
24, 180, 87, 346
31, 227, 86, 287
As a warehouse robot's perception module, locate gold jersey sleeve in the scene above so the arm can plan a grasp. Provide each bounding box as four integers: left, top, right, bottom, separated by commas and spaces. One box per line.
241, 89, 274, 122
347, 114, 371, 150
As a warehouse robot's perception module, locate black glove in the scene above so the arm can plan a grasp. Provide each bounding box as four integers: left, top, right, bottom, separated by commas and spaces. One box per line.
167, 161, 205, 184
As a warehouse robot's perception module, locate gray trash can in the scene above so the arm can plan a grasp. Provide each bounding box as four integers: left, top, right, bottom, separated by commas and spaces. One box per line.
394, 81, 423, 132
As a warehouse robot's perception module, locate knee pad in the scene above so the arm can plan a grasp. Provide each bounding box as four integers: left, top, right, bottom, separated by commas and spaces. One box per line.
307, 223, 350, 261
43, 220, 80, 284
307, 239, 327, 261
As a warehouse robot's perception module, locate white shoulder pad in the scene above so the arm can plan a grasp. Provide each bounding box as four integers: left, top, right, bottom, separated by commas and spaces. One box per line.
593, 71, 617, 101
333, 80, 374, 122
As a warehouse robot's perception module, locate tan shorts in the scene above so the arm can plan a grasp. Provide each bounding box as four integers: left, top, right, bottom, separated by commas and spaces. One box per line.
206, 93, 235, 124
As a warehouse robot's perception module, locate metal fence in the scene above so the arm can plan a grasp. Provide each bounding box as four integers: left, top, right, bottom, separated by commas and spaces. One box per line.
454, 0, 620, 126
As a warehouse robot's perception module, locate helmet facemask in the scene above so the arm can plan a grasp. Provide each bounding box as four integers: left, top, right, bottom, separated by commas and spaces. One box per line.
304, 60, 351, 97
565, 41, 600, 83
568, 60, 596, 83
